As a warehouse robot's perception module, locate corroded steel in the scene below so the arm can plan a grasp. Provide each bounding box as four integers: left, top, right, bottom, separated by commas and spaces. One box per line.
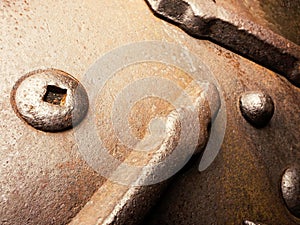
0, 0, 299, 225
145, 0, 300, 87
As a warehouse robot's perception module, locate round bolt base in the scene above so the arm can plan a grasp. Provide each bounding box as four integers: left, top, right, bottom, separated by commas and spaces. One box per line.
11, 69, 89, 132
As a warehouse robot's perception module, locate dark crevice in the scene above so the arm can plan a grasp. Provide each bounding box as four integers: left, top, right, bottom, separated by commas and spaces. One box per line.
43, 85, 67, 105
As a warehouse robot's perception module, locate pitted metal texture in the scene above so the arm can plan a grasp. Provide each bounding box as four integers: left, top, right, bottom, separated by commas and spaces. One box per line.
1, 0, 299, 224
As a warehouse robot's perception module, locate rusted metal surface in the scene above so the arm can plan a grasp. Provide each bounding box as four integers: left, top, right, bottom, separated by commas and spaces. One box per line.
145, 0, 300, 87
259, 0, 300, 45
66, 38, 226, 224
1, 0, 300, 225
142, 44, 300, 225
198, 0, 300, 46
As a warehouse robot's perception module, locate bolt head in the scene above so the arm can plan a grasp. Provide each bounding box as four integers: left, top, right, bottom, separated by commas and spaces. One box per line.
11, 69, 89, 132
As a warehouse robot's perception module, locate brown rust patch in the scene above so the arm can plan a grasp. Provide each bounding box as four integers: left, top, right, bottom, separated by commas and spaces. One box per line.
259, 0, 300, 45
1, 0, 30, 11
129, 97, 174, 140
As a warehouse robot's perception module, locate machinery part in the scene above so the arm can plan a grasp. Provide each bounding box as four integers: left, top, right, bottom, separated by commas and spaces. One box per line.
10, 69, 89, 132
71, 42, 221, 225
145, 0, 300, 87
144, 65, 300, 224
70, 93, 219, 225
1, 0, 299, 224
281, 166, 300, 218
73, 40, 226, 184
239, 91, 274, 128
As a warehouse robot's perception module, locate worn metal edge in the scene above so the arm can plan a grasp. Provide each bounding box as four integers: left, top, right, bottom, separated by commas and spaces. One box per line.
145, 0, 300, 87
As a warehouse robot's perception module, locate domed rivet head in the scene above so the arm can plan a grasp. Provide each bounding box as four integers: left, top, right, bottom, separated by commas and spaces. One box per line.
244, 220, 267, 225
11, 69, 89, 132
239, 91, 274, 128
281, 166, 300, 218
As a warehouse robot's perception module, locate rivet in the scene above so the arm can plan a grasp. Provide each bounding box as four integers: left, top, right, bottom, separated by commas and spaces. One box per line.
11, 69, 89, 132
281, 166, 300, 218
239, 91, 274, 128
244, 220, 267, 225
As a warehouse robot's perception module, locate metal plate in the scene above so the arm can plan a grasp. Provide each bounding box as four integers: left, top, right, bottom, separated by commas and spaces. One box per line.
1, 0, 299, 224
